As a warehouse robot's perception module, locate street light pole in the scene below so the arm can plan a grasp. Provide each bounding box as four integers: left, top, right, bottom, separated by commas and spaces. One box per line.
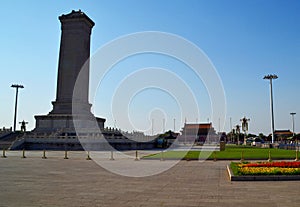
218, 117, 220, 133
236, 125, 240, 145
173, 118, 175, 132
11, 84, 24, 132
290, 113, 296, 137
230, 117, 232, 142
264, 74, 278, 144
152, 119, 154, 136
290, 113, 296, 149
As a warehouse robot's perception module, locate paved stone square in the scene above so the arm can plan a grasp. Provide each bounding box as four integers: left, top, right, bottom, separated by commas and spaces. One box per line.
0, 151, 300, 207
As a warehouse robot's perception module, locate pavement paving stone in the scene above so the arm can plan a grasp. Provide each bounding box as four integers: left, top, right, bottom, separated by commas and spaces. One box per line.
0, 152, 300, 206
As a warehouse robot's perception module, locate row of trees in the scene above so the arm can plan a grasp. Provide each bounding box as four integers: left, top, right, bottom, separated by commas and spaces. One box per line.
225, 131, 300, 143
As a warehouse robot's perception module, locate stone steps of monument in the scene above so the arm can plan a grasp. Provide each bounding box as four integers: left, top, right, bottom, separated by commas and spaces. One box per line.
0, 131, 12, 138
0, 132, 13, 140
0, 132, 22, 150
0, 132, 21, 141
0, 142, 13, 150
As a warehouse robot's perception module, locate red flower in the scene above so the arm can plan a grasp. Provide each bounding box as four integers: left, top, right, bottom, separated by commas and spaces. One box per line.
243, 161, 300, 168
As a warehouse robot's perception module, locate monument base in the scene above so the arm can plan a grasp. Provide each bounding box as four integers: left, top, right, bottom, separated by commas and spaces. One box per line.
34, 114, 105, 133
9, 128, 156, 151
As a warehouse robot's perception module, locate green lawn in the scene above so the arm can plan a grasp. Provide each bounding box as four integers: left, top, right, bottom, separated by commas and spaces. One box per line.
143, 145, 298, 160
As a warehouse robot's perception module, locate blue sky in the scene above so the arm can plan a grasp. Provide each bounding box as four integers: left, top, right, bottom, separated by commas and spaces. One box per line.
0, 0, 299, 135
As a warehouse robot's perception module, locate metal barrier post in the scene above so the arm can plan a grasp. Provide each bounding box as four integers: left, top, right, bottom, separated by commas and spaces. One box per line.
110, 151, 114, 160
240, 150, 244, 162
22, 149, 26, 158
160, 151, 164, 161
213, 151, 217, 162
134, 150, 140, 161
42, 150, 47, 159
64, 150, 68, 159
2, 149, 6, 158
86, 151, 91, 160
268, 150, 272, 162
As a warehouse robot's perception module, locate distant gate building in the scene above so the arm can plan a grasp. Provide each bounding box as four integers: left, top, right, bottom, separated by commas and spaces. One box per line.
178, 123, 219, 144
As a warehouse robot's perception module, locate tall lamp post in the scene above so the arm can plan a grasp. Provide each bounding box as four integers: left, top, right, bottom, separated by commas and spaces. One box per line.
290, 113, 296, 137
11, 84, 24, 132
290, 112, 296, 148
173, 118, 176, 132
264, 74, 278, 144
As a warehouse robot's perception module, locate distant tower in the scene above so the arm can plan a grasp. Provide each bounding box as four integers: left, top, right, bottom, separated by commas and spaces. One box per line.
34, 10, 105, 133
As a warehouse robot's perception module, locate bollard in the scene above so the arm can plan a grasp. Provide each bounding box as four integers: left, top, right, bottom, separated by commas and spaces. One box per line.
2, 149, 7, 158
160, 151, 164, 161
22, 149, 26, 158
64, 150, 69, 159
240, 150, 244, 162
110, 151, 114, 160
213, 151, 217, 162
268, 150, 272, 162
295, 149, 299, 161
42, 150, 47, 159
134, 150, 140, 161
86, 151, 92, 160
185, 151, 190, 161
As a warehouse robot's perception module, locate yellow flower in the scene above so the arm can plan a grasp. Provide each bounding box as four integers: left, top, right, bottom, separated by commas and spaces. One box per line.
239, 167, 300, 175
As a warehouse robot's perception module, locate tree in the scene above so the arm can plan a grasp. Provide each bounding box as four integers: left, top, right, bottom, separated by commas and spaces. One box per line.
247, 133, 257, 138
258, 133, 267, 141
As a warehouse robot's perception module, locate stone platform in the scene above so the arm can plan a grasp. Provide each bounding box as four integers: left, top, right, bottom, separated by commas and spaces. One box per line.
9, 130, 156, 151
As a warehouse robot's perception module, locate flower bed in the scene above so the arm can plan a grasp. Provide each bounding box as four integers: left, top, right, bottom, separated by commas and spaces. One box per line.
242, 161, 300, 168
231, 161, 300, 176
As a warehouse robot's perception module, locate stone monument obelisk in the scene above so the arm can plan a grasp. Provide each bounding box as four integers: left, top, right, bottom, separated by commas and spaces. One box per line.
9, 10, 157, 151
34, 10, 105, 133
